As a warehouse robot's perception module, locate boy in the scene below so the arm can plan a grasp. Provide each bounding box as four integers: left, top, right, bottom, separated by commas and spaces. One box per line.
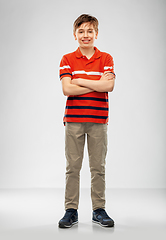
58, 14, 115, 228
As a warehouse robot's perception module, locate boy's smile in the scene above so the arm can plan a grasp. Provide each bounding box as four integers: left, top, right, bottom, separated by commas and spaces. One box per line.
74, 22, 98, 50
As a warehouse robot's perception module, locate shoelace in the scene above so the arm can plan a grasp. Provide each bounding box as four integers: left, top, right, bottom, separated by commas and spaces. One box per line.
95, 208, 110, 219
63, 209, 77, 219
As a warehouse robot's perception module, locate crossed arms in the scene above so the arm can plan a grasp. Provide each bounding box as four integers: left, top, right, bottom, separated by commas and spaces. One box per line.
61, 71, 115, 96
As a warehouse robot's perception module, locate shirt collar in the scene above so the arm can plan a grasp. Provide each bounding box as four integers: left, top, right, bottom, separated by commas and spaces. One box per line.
75, 47, 101, 59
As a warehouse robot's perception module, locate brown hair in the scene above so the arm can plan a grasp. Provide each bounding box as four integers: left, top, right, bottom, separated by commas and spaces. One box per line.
73, 14, 99, 33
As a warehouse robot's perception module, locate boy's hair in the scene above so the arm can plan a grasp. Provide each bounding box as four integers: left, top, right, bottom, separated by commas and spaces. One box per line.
73, 14, 99, 33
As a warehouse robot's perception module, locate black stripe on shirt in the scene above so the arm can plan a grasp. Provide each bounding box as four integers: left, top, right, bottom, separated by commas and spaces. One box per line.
106, 71, 116, 77
60, 73, 72, 78
66, 106, 108, 111
65, 115, 108, 119
67, 97, 108, 102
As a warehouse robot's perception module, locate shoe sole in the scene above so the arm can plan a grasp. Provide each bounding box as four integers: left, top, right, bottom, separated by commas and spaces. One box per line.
59, 220, 78, 228
92, 219, 114, 228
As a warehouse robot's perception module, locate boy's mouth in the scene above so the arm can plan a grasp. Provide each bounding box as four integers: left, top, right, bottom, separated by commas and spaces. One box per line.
82, 39, 90, 44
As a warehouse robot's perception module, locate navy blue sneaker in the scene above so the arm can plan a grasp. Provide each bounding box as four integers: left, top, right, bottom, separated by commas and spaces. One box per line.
58, 209, 78, 228
92, 208, 114, 227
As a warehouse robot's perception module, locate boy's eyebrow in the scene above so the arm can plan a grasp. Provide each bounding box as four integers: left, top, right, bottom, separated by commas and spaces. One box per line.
78, 28, 94, 31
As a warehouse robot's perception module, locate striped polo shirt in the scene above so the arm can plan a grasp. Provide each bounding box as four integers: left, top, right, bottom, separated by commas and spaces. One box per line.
59, 47, 115, 124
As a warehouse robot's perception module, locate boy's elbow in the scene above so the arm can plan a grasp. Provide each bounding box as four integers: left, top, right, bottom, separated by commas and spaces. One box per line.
108, 80, 115, 92
109, 85, 114, 92
62, 85, 70, 96
63, 89, 68, 96
106, 83, 114, 92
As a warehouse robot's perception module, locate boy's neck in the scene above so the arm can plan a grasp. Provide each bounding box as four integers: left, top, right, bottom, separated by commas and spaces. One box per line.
79, 46, 95, 59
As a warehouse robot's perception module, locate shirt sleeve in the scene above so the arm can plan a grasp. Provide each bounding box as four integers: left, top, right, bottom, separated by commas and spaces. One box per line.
104, 54, 116, 76
59, 55, 72, 80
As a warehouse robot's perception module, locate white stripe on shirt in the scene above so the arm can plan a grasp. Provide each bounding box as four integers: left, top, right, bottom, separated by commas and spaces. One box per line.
60, 65, 71, 70
104, 66, 113, 70
72, 70, 103, 76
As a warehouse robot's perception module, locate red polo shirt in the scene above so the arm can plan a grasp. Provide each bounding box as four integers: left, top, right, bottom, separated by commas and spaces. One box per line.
59, 47, 115, 124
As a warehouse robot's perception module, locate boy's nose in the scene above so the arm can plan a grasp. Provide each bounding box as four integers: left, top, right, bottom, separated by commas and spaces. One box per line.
84, 31, 88, 37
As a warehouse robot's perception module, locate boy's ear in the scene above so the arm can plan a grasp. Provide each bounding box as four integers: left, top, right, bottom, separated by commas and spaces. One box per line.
95, 31, 98, 39
73, 32, 77, 40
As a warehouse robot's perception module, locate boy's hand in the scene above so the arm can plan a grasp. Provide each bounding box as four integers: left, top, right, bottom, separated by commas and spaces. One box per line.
100, 71, 115, 81
72, 78, 81, 85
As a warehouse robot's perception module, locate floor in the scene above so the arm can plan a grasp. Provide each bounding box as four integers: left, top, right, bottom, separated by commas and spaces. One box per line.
0, 188, 166, 240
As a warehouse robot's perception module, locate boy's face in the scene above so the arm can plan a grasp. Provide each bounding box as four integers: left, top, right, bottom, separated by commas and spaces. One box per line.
74, 22, 98, 49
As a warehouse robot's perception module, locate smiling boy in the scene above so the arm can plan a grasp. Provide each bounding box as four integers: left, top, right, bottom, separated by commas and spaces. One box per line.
58, 14, 115, 228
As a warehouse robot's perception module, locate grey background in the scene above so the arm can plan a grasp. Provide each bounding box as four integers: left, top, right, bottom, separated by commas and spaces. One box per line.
0, 0, 166, 189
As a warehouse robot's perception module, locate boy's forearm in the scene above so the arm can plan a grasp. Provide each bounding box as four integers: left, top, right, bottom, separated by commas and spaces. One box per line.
63, 82, 93, 96
72, 78, 115, 92
61, 76, 93, 96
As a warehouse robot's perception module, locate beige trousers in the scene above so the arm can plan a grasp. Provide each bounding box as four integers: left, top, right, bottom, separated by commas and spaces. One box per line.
65, 122, 107, 211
